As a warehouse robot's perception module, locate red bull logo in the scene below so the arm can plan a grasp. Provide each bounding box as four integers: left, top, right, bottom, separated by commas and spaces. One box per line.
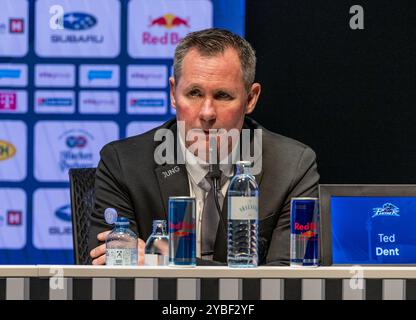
149, 14, 189, 29
294, 222, 317, 231
301, 230, 316, 238
144, 13, 189, 45
169, 221, 194, 237
295, 222, 317, 238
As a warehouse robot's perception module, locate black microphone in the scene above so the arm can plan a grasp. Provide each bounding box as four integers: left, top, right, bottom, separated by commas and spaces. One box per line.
206, 136, 222, 181
206, 136, 226, 234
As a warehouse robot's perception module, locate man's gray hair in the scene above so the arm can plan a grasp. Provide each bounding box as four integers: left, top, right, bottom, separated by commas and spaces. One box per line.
173, 28, 256, 91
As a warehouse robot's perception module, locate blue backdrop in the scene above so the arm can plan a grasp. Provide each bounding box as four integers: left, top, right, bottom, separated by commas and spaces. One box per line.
0, 0, 245, 264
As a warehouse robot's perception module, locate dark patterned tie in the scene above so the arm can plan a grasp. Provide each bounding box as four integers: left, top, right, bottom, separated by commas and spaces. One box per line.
199, 174, 225, 260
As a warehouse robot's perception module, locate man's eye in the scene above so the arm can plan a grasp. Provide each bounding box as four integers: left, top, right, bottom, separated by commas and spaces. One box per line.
215, 92, 232, 100
188, 90, 201, 97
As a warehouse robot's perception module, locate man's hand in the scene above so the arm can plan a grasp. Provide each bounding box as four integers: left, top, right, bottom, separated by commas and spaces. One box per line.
90, 230, 146, 265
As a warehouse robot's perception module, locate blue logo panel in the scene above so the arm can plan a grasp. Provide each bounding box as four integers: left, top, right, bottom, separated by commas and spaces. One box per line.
63, 12, 97, 30
331, 196, 416, 264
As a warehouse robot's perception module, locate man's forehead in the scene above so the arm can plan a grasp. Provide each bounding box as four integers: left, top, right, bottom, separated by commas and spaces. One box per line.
178, 48, 244, 87
183, 46, 240, 64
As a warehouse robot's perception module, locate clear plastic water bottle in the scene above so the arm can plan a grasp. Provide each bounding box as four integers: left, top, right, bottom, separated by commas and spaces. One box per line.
145, 220, 169, 266
227, 160, 259, 267
106, 217, 138, 266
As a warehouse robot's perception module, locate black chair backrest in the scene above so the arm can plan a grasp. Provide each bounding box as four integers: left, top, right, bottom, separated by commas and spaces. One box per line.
69, 167, 96, 265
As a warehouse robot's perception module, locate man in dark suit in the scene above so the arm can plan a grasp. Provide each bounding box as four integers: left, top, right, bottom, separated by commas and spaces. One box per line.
89, 28, 319, 266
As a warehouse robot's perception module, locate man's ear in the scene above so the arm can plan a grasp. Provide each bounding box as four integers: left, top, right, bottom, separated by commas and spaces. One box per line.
169, 77, 177, 110
245, 83, 261, 114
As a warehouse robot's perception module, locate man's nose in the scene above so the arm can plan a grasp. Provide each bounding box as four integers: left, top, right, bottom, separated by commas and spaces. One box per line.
199, 98, 216, 122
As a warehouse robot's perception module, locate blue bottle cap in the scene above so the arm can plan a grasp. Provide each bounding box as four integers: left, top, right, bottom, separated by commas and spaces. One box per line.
115, 217, 129, 226
104, 208, 118, 225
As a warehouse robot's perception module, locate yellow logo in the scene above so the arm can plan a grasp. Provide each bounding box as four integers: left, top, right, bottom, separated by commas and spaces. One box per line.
0, 140, 16, 161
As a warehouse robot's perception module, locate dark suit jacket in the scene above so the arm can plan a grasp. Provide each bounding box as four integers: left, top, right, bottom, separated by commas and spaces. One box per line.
88, 117, 319, 265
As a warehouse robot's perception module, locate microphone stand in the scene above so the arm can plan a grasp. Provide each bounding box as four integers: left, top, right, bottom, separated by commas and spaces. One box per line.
206, 137, 227, 236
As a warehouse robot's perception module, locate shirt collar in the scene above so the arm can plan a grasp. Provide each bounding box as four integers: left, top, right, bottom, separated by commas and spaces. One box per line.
178, 131, 236, 186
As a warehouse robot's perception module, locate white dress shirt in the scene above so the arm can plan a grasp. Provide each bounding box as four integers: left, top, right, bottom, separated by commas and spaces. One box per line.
178, 135, 234, 258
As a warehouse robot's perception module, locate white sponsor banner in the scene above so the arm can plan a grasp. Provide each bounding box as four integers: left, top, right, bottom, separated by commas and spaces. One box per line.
0, 121, 27, 182
128, 0, 212, 58
0, 90, 28, 114
79, 90, 119, 114
126, 121, 165, 137
127, 65, 167, 88
35, 90, 75, 114
35, 64, 75, 87
0, 64, 28, 87
0, 188, 26, 249
0, 0, 28, 57
126, 91, 167, 114
34, 121, 119, 182
35, 0, 120, 58
33, 188, 73, 249
79, 65, 120, 88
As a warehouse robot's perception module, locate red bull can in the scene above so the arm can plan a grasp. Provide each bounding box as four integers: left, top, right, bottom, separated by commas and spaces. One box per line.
168, 196, 196, 267
290, 197, 319, 267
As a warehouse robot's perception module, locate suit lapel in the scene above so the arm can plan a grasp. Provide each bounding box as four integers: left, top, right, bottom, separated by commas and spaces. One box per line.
154, 164, 189, 219
153, 120, 190, 219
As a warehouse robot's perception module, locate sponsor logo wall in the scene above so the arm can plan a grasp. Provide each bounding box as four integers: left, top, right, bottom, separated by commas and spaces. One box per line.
0, 0, 242, 264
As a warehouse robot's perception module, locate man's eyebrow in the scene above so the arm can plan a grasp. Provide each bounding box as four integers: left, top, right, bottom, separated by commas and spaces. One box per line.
184, 84, 202, 91
214, 88, 232, 92
182, 85, 236, 94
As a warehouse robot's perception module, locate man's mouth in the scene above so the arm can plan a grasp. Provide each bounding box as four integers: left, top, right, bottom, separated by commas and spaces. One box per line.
188, 128, 221, 140
196, 128, 219, 133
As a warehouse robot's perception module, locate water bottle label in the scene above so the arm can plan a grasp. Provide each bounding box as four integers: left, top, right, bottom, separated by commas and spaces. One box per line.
230, 197, 258, 220
106, 249, 135, 266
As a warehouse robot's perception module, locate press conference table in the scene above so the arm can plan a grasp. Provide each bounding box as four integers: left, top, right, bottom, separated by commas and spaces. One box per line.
1, 265, 416, 300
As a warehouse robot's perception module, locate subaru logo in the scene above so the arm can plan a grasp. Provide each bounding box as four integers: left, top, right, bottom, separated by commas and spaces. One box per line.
63, 12, 97, 31
66, 135, 87, 148
55, 204, 72, 222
